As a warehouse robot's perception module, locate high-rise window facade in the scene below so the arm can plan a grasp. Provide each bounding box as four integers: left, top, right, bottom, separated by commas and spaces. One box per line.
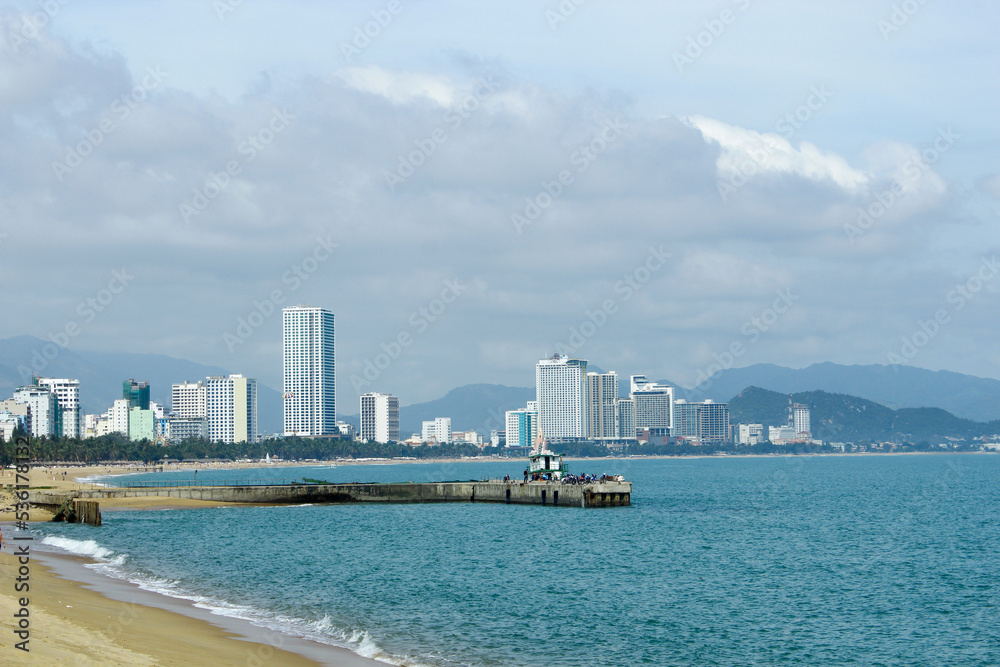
283, 306, 336, 436
587, 371, 618, 439
360, 393, 399, 443
535, 355, 588, 439
206, 375, 258, 444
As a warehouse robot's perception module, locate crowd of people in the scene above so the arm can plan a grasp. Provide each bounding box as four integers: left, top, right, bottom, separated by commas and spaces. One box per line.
510, 472, 625, 484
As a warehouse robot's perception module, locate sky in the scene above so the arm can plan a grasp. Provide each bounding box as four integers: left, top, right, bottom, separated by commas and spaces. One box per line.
1, 0, 999, 407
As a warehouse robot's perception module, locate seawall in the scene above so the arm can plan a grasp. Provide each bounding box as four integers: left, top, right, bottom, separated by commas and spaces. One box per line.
28, 481, 631, 509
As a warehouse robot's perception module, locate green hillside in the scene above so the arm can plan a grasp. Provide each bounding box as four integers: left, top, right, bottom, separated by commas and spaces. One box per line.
730, 387, 1000, 443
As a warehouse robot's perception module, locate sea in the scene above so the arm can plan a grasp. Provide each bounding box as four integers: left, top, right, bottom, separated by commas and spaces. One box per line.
30, 454, 1000, 666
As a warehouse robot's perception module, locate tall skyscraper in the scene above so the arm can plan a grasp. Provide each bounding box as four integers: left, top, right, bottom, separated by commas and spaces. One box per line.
123, 379, 150, 410
206, 375, 258, 444
587, 371, 618, 440
360, 392, 399, 443
283, 306, 336, 436
36, 377, 81, 438
535, 355, 588, 440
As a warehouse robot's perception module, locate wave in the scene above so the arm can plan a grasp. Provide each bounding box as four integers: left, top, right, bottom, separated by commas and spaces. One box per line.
40, 535, 116, 560
38, 533, 433, 666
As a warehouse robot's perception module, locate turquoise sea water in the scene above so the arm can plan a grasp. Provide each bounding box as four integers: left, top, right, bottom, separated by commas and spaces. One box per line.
33, 455, 1000, 666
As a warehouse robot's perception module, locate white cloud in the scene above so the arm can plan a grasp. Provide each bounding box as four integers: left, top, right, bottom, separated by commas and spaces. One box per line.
330, 65, 457, 107
685, 115, 870, 192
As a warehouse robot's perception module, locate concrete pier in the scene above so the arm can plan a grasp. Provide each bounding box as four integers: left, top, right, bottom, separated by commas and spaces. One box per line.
28, 480, 631, 510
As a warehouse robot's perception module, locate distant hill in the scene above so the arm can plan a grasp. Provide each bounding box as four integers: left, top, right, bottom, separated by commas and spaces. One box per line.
0, 335, 283, 434
669, 362, 1000, 422
6, 336, 1000, 442
394, 384, 535, 437
730, 386, 1000, 443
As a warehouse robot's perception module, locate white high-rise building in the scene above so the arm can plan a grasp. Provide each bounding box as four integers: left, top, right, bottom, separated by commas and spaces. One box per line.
206, 375, 258, 444
13, 385, 58, 437
674, 399, 730, 444
172, 381, 207, 418
36, 378, 81, 438
283, 306, 336, 436
631, 378, 674, 435
505, 407, 538, 448
535, 355, 588, 439
110, 399, 131, 435
615, 398, 636, 440
587, 372, 619, 440
360, 393, 399, 443
793, 403, 811, 437
421, 417, 452, 444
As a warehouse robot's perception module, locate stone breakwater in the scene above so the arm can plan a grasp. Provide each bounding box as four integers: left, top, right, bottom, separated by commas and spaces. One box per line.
28, 480, 631, 509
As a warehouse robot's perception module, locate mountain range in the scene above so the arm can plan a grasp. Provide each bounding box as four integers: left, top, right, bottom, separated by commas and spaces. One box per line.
3, 335, 1000, 438
730, 386, 1000, 443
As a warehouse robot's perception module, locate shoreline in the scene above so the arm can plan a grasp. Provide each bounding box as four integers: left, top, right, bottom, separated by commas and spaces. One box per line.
3, 450, 991, 519
0, 549, 380, 666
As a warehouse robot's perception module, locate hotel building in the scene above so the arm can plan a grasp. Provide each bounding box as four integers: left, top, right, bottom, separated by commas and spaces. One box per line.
586, 371, 619, 440
283, 306, 336, 436
360, 392, 399, 444
536, 355, 588, 440
36, 377, 81, 438
206, 374, 258, 444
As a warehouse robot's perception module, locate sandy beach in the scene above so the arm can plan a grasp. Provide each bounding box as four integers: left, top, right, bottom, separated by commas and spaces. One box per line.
0, 550, 383, 666
0, 462, 388, 665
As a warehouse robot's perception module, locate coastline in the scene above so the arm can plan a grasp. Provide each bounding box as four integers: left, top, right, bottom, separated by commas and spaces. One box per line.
0, 550, 380, 666
3, 450, 990, 520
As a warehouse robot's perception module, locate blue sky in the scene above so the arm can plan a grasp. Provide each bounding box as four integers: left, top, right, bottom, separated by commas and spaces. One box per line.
2, 0, 999, 405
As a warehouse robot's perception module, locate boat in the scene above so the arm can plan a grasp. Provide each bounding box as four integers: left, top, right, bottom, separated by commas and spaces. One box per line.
525, 429, 568, 481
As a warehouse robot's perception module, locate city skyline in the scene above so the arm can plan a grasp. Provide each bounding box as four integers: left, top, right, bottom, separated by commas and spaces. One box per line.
2, 3, 997, 407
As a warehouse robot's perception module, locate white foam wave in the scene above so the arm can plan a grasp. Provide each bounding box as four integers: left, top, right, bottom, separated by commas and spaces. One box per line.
42, 536, 434, 667
41, 536, 115, 560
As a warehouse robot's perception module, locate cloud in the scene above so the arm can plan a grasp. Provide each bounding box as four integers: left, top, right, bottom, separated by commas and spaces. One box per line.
685, 115, 870, 193
330, 65, 457, 107
1, 17, 994, 406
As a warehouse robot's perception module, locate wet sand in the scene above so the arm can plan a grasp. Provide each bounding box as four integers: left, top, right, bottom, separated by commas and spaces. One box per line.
0, 550, 379, 666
